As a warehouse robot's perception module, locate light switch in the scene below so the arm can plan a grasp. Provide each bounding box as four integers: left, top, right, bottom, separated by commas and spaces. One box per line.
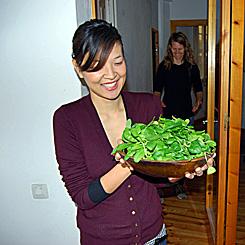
31, 184, 49, 199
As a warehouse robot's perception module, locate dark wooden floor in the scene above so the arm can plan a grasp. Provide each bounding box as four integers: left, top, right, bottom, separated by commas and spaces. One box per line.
161, 152, 245, 244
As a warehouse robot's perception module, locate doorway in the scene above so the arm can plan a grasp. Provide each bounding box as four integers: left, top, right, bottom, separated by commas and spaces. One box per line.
171, 19, 208, 121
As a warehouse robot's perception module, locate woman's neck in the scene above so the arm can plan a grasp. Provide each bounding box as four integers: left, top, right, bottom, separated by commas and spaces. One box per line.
91, 93, 124, 116
173, 58, 184, 65
91, 93, 126, 148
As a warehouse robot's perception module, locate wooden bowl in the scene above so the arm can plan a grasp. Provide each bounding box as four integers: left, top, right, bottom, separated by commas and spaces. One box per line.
119, 151, 208, 178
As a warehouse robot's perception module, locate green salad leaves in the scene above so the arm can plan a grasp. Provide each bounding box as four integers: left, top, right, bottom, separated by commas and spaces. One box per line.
112, 116, 216, 163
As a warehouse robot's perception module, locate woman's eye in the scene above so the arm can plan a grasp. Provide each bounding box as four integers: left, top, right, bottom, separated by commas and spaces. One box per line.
115, 61, 123, 65
88, 61, 99, 70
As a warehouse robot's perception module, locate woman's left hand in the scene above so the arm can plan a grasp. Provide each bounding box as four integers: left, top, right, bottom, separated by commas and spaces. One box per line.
168, 153, 216, 181
185, 153, 216, 179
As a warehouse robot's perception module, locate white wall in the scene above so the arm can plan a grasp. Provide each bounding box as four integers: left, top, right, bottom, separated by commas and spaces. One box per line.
151, 0, 159, 29
75, 0, 92, 97
116, 0, 158, 92
158, 0, 171, 61
0, 1, 83, 244
170, 0, 207, 19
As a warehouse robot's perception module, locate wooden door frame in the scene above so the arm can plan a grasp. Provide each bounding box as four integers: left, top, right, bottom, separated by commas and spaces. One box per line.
216, 0, 231, 244
151, 28, 160, 74
170, 19, 207, 33
206, 0, 216, 243
151, 28, 159, 92
216, 0, 244, 244
225, 0, 244, 244
91, 0, 96, 19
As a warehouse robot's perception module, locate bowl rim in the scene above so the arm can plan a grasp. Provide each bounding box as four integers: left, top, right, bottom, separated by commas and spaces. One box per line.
118, 151, 214, 164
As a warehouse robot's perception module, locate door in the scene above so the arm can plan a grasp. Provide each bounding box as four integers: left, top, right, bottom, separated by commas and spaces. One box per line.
207, 1, 244, 244
170, 20, 208, 121
216, 0, 244, 244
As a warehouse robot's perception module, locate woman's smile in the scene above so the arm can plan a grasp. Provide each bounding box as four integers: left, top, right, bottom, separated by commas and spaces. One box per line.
101, 81, 119, 91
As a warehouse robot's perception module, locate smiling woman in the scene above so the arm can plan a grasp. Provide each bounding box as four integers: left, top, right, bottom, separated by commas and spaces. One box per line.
53, 19, 213, 245
53, 19, 168, 245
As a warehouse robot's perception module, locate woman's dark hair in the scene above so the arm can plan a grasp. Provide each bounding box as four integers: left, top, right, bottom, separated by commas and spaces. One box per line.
163, 31, 195, 70
72, 19, 124, 72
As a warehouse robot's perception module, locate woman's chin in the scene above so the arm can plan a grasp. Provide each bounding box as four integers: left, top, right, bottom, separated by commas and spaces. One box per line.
104, 90, 121, 100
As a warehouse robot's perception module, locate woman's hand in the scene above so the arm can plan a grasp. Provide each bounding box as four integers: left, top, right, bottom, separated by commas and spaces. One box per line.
192, 91, 203, 113
192, 100, 202, 113
114, 152, 134, 171
185, 153, 216, 179
161, 101, 167, 108
168, 153, 216, 181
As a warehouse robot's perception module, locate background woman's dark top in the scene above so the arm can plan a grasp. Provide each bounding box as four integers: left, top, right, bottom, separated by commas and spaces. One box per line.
154, 61, 203, 119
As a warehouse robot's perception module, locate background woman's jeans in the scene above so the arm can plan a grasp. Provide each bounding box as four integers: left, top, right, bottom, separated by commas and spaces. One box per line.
157, 238, 167, 245
154, 237, 167, 245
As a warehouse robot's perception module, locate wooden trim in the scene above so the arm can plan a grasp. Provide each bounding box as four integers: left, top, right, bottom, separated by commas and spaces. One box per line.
216, 0, 231, 244
206, 0, 216, 206
170, 19, 207, 33
91, 0, 97, 19
206, 207, 216, 245
206, 0, 216, 242
151, 28, 159, 72
225, 0, 244, 243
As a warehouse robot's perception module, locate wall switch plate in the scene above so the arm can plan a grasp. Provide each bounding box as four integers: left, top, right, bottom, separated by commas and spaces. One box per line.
31, 184, 49, 199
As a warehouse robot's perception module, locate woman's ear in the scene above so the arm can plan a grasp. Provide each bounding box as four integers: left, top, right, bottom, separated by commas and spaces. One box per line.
72, 59, 87, 86
72, 59, 83, 78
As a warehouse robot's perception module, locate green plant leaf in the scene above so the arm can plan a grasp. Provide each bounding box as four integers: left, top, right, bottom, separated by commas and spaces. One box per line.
207, 166, 216, 175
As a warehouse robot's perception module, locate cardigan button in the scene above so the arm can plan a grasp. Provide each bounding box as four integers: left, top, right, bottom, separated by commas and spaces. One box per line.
131, 210, 136, 215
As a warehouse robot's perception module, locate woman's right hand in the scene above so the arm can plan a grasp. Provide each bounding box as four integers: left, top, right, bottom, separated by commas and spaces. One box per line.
115, 152, 134, 171
161, 101, 167, 108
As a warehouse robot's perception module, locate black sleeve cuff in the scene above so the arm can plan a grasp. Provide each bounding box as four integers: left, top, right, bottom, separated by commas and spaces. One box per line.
88, 178, 110, 204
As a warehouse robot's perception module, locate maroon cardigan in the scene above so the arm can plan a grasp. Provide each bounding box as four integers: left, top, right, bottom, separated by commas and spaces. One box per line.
53, 91, 164, 245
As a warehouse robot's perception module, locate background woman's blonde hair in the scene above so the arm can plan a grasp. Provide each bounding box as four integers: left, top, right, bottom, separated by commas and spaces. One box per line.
163, 32, 195, 70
